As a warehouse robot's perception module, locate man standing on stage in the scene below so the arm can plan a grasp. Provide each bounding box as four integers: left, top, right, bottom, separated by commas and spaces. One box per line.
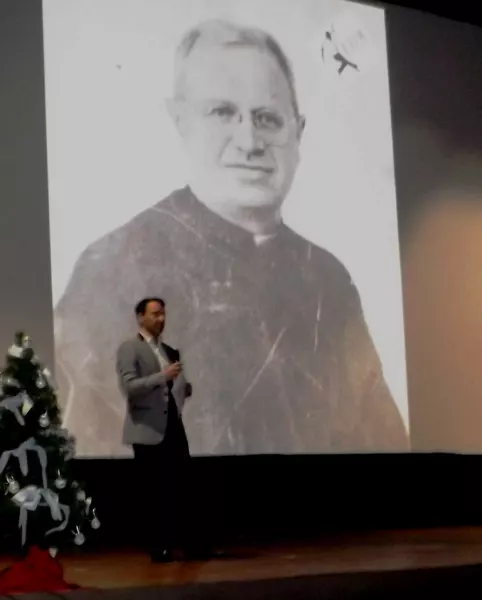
116, 297, 200, 562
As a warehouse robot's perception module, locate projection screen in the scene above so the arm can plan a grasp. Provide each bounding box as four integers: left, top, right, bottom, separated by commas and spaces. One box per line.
42, 0, 407, 457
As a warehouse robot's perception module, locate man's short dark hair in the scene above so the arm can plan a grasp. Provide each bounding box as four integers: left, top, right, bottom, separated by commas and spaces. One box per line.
135, 297, 165, 316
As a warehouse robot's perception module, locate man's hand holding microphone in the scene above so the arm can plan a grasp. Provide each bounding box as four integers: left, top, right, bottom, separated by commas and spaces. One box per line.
162, 361, 182, 381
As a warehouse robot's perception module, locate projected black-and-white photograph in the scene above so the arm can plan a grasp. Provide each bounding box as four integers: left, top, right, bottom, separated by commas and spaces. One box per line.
43, 0, 408, 457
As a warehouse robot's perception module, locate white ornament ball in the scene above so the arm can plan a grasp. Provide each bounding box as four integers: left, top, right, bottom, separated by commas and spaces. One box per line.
91, 517, 101, 530
74, 532, 85, 546
39, 413, 50, 428
54, 477, 67, 490
36, 375, 46, 389
76, 490, 86, 502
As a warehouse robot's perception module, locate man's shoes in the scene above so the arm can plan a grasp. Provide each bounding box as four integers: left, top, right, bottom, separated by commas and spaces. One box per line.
150, 548, 175, 563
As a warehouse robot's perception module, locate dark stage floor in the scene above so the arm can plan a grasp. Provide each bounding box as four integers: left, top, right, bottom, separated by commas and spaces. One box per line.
3, 527, 482, 598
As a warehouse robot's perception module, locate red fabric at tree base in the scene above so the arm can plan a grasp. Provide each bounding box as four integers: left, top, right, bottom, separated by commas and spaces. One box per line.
0, 545, 80, 594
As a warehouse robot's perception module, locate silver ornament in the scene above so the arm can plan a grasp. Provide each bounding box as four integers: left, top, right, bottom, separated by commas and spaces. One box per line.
48, 547, 58, 558
91, 517, 101, 530
73, 532, 85, 546
39, 413, 50, 428
54, 476, 67, 490
36, 375, 46, 389
85, 497, 92, 514
7, 477, 19, 495
76, 490, 86, 502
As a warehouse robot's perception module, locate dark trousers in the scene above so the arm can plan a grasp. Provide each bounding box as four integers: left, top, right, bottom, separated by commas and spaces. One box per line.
132, 399, 194, 553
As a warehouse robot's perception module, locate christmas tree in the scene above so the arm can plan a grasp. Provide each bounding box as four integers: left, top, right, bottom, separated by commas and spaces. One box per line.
0, 332, 100, 553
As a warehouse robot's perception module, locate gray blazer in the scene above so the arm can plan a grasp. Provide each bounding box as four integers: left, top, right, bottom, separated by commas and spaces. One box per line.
116, 335, 190, 446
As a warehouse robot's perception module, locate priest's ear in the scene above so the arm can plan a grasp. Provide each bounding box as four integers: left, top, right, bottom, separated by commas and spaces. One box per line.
165, 98, 188, 139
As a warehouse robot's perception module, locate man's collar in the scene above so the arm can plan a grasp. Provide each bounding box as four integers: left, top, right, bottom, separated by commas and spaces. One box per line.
138, 330, 161, 345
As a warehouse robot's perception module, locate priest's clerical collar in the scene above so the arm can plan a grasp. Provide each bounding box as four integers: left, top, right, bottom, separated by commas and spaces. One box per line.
169, 186, 283, 254
190, 181, 281, 230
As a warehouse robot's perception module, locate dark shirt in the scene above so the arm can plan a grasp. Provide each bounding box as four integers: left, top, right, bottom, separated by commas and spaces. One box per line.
54, 186, 408, 456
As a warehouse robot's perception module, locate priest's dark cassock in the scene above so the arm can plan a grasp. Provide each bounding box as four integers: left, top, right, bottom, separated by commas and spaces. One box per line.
54, 186, 409, 456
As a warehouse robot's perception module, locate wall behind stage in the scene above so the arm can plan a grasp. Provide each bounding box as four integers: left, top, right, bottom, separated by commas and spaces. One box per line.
1, 0, 482, 455
0, 1, 54, 369
388, 8, 482, 452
